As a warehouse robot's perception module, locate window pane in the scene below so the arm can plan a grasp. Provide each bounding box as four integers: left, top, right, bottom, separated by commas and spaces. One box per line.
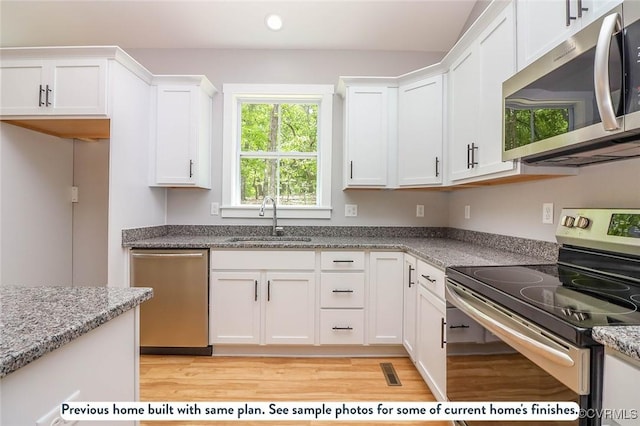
240, 158, 278, 204
241, 104, 277, 152
280, 104, 318, 152
240, 103, 318, 153
279, 158, 317, 206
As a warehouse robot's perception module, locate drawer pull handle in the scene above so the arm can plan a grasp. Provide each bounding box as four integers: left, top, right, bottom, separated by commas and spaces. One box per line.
449, 324, 470, 329
441, 318, 447, 348
332, 289, 354, 293
421, 274, 437, 283
332, 326, 353, 331
333, 260, 354, 263
408, 265, 415, 288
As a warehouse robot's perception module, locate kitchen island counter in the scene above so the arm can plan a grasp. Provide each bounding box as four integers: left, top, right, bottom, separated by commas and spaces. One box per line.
0, 286, 152, 378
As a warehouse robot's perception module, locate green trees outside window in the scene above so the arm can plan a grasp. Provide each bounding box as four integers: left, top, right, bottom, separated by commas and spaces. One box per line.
504, 107, 570, 150
240, 103, 319, 205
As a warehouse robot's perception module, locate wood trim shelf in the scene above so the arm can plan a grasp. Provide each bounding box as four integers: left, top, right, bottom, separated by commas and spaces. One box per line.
2, 118, 111, 141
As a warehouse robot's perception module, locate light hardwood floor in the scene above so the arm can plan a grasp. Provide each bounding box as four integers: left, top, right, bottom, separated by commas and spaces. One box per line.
139, 355, 449, 425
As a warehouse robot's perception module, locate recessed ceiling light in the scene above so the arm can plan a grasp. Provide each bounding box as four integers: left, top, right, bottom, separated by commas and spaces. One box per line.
265, 14, 283, 31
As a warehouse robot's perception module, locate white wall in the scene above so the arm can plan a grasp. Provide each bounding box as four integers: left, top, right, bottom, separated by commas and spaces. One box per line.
126, 48, 449, 227
448, 158, 640, 242
0, 123, 73, 285
73, 139, 109, 286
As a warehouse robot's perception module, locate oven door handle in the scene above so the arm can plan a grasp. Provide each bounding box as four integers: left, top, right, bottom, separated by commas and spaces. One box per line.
445, 283, 575, 368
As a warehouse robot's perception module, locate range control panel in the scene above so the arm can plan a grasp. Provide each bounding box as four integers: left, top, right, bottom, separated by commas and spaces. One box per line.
556, 208, 640, 256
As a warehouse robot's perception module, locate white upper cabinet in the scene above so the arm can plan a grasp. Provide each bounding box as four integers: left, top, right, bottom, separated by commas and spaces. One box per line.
448, 2, 517, 183
341, 83, 397, 188
517, 0, 623, 70
397, 75, 444, 186
0, 58, 107, 116
150, 76, 216, 189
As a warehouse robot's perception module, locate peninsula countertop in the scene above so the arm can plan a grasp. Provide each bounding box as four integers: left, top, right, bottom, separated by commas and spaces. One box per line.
0, 286, 153, 378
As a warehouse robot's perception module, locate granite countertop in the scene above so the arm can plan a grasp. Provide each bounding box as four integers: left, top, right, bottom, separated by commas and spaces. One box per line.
0, 286, 153, 378
124, 235, 552, 268
592, 326, 640, 362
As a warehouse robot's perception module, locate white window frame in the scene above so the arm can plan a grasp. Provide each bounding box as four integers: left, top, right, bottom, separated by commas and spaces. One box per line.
222, 84, 334, 219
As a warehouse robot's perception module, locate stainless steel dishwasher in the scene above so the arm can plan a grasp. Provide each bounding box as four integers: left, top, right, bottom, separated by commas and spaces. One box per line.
130, 249, 211, 355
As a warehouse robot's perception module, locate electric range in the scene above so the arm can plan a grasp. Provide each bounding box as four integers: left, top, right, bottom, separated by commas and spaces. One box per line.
445, 208, 640, 426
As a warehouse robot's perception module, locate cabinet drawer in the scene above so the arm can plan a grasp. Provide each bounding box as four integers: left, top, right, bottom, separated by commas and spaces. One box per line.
446, 307, 485, 344
211, 250, 315, 270
320, 309, 365, 345
320, 251, 365, 270
417, 259, 445, 300
320, 273, 365, 308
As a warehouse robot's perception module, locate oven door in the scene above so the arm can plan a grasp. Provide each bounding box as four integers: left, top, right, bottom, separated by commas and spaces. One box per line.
445, 279, 593, 426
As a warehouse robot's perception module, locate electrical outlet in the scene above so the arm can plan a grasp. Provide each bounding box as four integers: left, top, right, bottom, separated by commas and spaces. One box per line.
543, 203, 554, 224
345, 204, 358, 217
210, 202, 219, 216
464, 205, 471, 220
416, 205, 424, 217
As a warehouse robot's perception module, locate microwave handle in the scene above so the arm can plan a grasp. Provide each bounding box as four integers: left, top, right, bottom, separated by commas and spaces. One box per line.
594, 12, 622, 131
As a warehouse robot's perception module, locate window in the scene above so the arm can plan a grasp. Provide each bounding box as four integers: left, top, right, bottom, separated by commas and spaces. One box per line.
222, 84, 333, 219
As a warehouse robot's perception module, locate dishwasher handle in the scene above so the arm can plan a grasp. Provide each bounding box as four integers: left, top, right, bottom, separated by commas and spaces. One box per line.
131, 252, 205, 258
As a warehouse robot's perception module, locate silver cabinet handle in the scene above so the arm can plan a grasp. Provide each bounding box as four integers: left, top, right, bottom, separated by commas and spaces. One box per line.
566, 0, 577, 26
333, 259, 354, 263
131, 252, 204, 258
45, 84, 52, 107
435, 156, 440, 177
254, 280, 258, 302
421, 274, 437, 283
408, 265, 415, 288
189, 160, 194, 178
577, 0, 588, 18
332, 289, 354, 293
267, 280, 271, 301
39, 85, 45, 107
595, 12, 622, 131
332, 326, 353, 330
440, 317, 446, 348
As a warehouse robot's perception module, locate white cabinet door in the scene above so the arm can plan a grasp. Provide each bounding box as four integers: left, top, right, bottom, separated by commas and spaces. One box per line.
475, 5, 516, 177
448, 47, 479, 181
516, 0, 576, 69
402, 254, 418, 361
210, 272, 261, 344
0, 59, 107, 116
416, 284, 446, 401
368, 252, 404, 344
602, 351, 640, 426
448, 2, 516, 182
397, 76, 443, 186
343, 86, 391, 188
152, 82, 213, 188
516, 0, 623, 70
264, 272, 316, 345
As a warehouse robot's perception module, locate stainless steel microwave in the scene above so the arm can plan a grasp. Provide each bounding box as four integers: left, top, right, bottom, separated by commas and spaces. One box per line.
503, 2, 640, 166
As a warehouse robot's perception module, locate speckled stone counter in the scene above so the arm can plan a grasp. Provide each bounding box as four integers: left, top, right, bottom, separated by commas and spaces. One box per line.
593, 326, 640, 362
0, 286, 153, 378
123, 234, 554, 268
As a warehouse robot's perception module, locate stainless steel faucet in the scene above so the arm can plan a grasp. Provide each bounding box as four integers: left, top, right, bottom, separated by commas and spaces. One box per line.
259, 196, 284, 236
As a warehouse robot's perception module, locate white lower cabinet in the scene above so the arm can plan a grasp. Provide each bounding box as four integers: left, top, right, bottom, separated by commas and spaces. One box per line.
402, 254, 418, 361
368, 252, 404, 344
602, 349, 640, 426
319, 251, 366, 345
416, 264, 447, 401
210, 250, 316, 345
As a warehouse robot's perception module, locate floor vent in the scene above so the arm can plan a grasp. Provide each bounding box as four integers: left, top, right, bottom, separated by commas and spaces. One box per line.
380, 362, 402, 386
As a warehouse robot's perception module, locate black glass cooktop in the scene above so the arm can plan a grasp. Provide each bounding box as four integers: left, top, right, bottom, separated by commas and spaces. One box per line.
446, 263, 640, 346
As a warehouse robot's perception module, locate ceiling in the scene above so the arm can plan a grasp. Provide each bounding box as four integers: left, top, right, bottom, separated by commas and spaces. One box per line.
0, 0, 481, 52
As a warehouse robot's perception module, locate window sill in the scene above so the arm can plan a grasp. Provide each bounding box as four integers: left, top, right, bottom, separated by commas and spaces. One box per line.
220, 205, 332, 219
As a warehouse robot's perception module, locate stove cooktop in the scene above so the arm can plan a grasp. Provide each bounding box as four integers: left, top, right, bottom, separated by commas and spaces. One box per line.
446, 264, 640, 347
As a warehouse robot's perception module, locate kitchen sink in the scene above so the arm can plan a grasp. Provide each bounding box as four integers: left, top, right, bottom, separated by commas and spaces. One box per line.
225, 236, 313, 243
